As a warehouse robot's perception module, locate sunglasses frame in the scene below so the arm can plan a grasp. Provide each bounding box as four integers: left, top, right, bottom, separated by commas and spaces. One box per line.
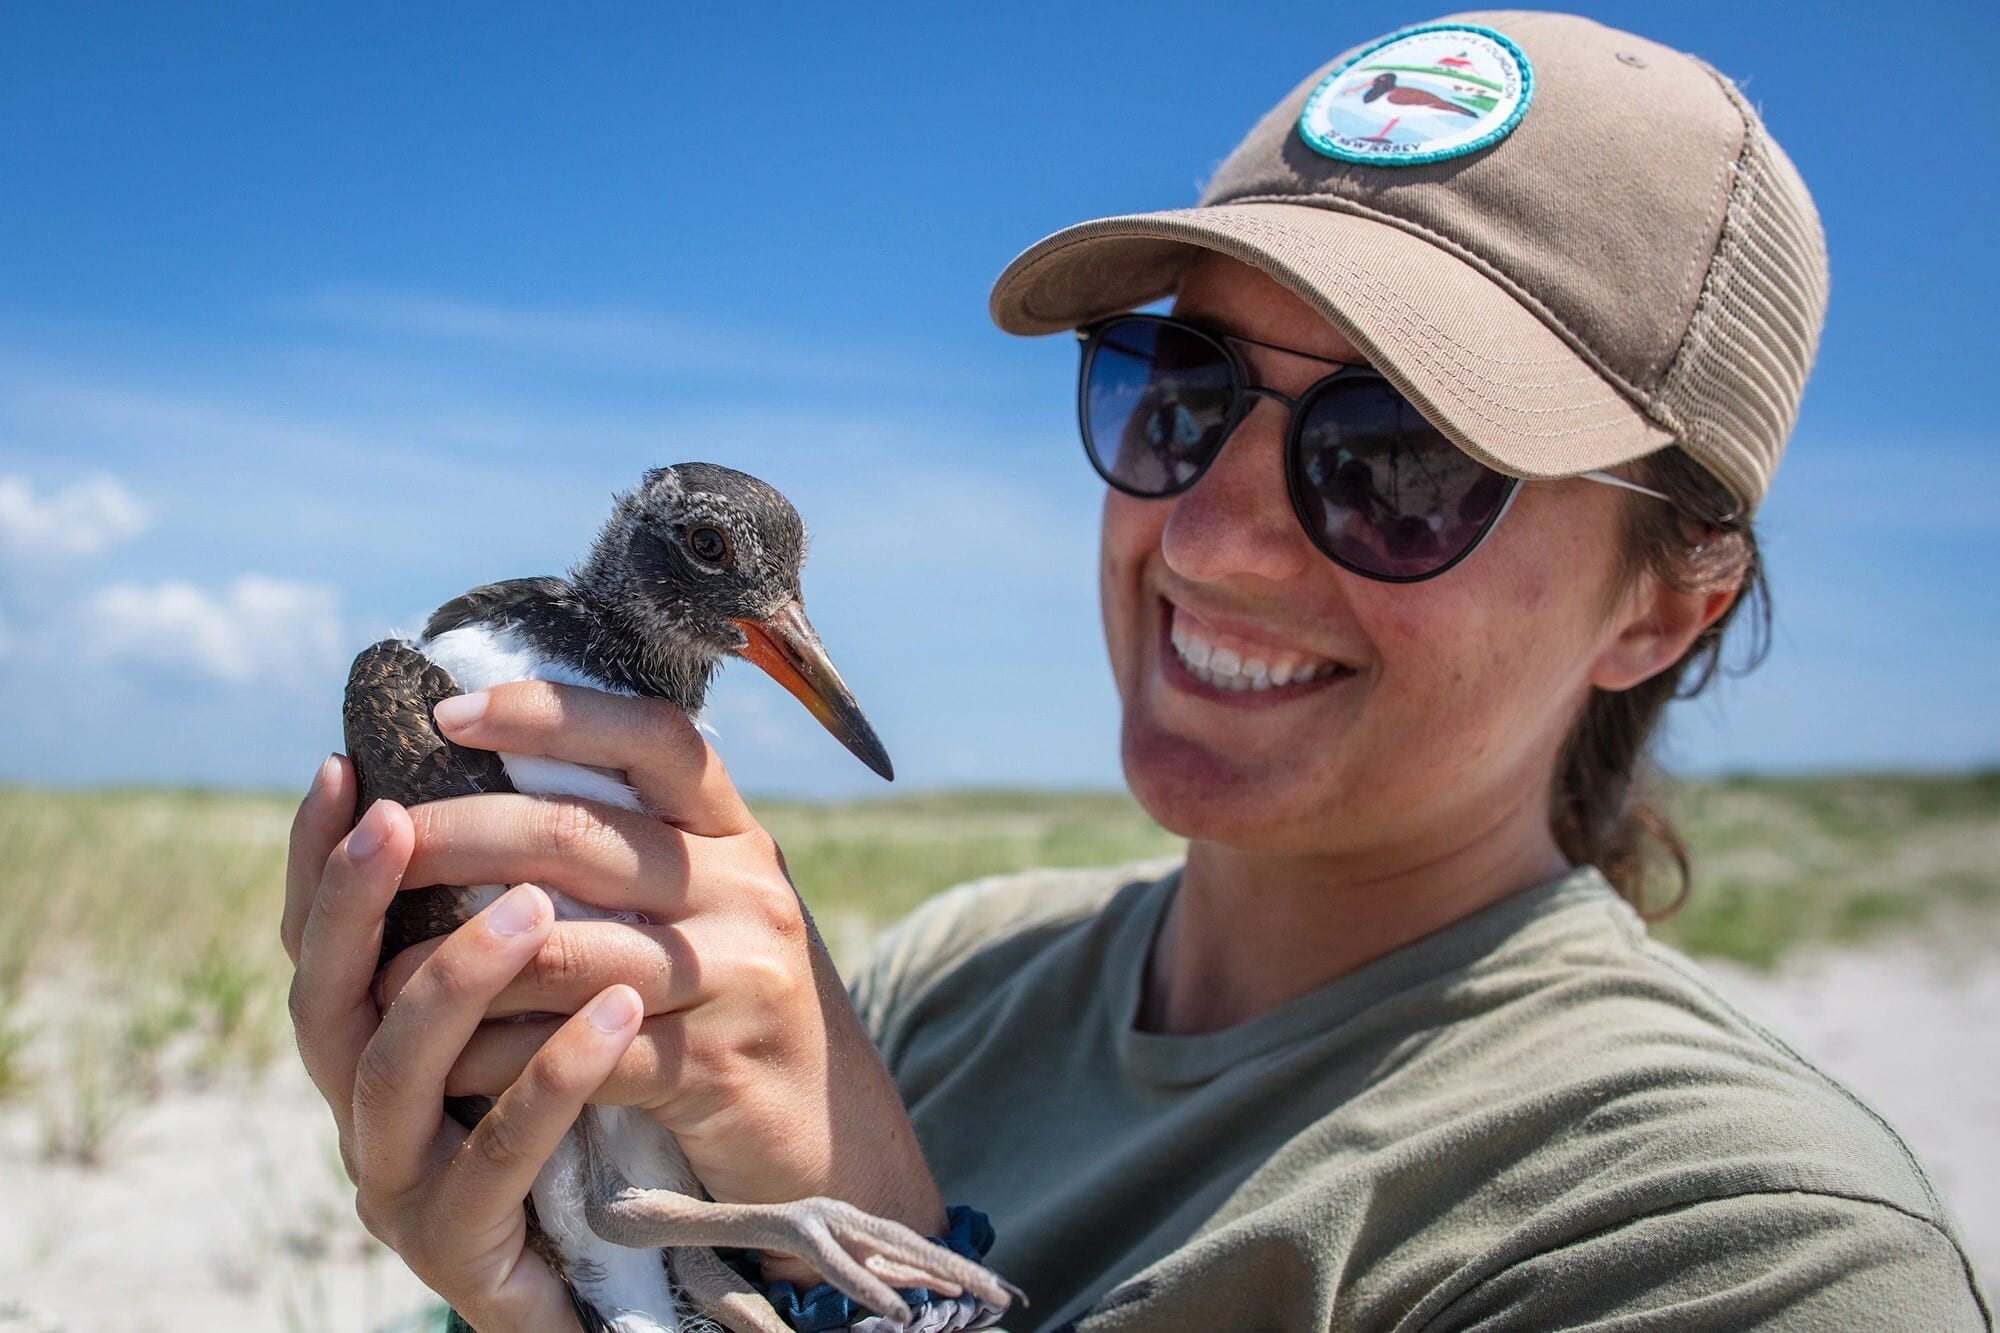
1077, 312, 1528, 583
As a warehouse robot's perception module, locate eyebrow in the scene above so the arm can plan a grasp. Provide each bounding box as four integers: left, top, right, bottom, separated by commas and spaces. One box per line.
1211, 321, 1364, 368
1166, 303, 1363, 367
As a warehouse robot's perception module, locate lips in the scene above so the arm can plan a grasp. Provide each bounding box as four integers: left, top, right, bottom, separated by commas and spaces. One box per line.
1163, 601, 1351, 695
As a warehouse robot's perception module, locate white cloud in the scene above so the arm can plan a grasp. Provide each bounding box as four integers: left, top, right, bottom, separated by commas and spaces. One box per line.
297, 286, 890, 384
80, 574, 343, 686
305, 287, 696, 355
0, 473, 148, 564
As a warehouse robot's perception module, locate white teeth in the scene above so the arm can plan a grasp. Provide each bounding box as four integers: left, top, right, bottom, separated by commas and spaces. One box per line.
1170, 611, 1341, 693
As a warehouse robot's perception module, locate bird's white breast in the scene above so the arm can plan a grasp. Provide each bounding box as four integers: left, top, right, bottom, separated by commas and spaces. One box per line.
418, 621, 698, 1330
419, 623, 650, 814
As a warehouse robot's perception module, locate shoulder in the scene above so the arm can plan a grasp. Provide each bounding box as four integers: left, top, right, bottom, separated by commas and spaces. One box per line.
1410, 875, 1958, 1224
849, 857, 1180, 1060
1224, 872, 1991, 1328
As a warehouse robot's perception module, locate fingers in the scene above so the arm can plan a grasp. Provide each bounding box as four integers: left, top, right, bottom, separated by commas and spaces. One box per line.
432, 682, 752, 836
443, 1012, 689, 1110
287, 798, 413, 1137
283, 754, 357, 962
436, 984, 642, 1228
376, 919, 701, 1021
352, 883, 556, 1195
401, 792, 691, 914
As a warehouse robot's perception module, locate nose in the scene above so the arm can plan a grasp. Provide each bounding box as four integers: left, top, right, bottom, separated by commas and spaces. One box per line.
1158, 393, 1315, 585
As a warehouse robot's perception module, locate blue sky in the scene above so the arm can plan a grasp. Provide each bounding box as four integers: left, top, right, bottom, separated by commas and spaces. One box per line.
1, 2, 1995, 798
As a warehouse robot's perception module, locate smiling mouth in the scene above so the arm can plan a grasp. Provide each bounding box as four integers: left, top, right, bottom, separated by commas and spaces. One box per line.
1164, 601, 1352, 694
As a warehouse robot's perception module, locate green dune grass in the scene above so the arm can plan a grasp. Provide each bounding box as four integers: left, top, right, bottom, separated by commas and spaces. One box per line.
0, 773, 1994, 1138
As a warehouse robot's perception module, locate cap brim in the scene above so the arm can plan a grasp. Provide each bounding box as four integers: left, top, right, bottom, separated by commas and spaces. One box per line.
989, 202, 1672, 482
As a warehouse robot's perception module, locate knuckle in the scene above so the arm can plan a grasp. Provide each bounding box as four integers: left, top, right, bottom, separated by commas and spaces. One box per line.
352, 1189, 386, 1240
470, 1106, 533, 1173
353, 1183, 411, 1250
730, 946, 804, 1009
491, 677, 558, 720
676, 1042, 742, 1105
350, 1045, 401, 1123
541, 797, 608, 860
415, 952, 469, 1008
524, 929, 585, 995
741, 870, 807, 939
406, 801, 464, 869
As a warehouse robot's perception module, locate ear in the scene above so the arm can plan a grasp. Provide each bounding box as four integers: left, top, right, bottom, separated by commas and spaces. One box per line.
1588, 570, 1741, 693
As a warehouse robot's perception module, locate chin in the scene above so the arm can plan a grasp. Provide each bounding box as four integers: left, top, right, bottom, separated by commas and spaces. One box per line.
1121, 716, 1294, 850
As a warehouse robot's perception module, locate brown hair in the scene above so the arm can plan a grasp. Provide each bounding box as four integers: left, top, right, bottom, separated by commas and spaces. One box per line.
1549, 447, 1769, 919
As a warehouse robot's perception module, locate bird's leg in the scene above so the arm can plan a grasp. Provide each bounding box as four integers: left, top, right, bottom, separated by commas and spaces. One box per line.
667, 1246, 791, 1333
577, 1114, 1021, 1329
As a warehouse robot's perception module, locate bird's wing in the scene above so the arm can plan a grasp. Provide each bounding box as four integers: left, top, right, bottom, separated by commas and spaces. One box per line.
343, 638, 517, 963
423, 577, 572, 640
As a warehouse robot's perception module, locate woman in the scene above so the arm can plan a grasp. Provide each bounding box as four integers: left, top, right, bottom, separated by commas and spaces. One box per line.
283, 12, 1989, 1331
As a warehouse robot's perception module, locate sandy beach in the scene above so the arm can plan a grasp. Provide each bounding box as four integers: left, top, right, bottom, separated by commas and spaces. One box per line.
3, 937, 1992, 1331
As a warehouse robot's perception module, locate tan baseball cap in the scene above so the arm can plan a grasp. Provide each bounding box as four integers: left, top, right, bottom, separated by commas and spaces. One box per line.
989, 11, 1828, 513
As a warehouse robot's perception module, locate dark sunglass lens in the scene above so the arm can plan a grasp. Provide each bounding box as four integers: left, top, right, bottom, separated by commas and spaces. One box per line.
1083, 321, 1234, 495
1294, 377, 1510, 579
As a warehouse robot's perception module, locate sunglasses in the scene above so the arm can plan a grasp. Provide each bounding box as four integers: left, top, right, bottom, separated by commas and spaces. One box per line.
1076, 313, 1670, 582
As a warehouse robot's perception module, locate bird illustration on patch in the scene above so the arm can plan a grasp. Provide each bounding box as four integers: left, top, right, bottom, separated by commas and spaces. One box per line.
1299, 23, 1534, 166
342, 463, 1019, 1333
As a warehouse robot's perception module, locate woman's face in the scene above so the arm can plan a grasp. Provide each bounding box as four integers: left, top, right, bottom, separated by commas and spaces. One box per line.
1100, 253, 1643, 864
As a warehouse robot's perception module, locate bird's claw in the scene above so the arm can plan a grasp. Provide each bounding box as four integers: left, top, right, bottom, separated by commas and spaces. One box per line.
750, 1195, 1022, 1327
586, 1186, 1020, 1329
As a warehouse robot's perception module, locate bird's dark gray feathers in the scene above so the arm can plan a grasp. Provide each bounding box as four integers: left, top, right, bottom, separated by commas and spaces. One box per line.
423, 576, 576, 642
342, 639, 515, 966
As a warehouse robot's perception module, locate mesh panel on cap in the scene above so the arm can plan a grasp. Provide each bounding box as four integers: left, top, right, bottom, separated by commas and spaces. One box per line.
1654, 69, 1829, 513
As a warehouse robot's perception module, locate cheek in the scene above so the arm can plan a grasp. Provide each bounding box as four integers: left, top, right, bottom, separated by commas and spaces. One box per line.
1356, 576, 1592, 768
1101, 490, 1166, 570
1099, 494, 1167, 676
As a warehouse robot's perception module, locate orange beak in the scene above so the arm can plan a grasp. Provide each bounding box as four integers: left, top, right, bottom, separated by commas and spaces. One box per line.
731, 600, 894, 781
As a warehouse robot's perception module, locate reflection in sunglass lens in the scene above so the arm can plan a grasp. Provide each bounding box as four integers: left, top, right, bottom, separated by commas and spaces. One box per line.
1084, 321, 1234, 494
1294, 378, 1511, 580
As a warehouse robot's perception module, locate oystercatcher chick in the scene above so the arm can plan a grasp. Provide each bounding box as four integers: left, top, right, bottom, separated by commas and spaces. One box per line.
342, 463, 1015, 1333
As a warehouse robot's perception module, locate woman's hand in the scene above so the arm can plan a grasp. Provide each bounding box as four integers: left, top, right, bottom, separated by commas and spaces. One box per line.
283, 758, 640, 1332
370, 682, 946, 1267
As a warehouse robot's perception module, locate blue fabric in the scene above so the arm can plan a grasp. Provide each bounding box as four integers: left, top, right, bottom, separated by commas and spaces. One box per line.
759, 1206, 996, 1332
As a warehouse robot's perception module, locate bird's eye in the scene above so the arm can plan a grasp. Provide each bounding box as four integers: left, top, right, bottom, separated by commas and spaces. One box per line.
687, 526, 730, 565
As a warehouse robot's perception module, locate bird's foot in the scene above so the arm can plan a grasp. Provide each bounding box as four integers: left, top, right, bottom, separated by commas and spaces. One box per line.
574, 1109, 1019, 1328
585, 1186, 1020, 1329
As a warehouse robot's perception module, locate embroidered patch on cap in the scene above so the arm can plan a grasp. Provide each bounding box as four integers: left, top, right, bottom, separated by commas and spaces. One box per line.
1299, 23, 1533, 166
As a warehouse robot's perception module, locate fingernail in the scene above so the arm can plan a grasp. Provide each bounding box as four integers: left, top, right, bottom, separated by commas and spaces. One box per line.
308, 753, 340, 799
487, 884, 545, 937
588, 986, 639, 1033
434, 691, 488, 732
344, 799, 392, 861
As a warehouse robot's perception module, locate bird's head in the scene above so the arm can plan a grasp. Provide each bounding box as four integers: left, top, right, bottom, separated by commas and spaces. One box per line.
577, 461, 893, 780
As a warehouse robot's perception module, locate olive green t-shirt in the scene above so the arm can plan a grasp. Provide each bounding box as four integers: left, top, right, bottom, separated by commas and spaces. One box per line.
851, 864, 1990, 1332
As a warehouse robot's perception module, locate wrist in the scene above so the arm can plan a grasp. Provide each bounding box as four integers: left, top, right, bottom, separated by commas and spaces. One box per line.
444, 1289, 588, 1333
